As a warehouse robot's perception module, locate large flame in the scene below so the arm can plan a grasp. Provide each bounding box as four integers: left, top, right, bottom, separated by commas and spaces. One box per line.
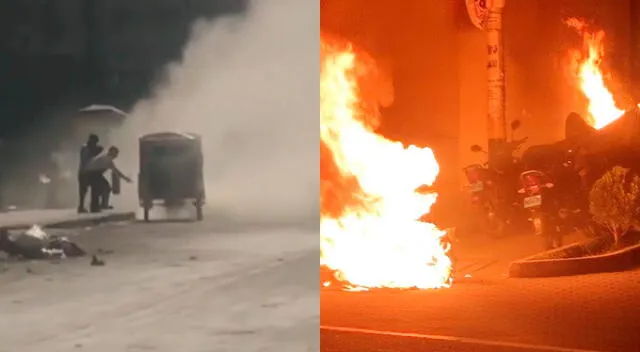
567, 18, 625, 129
320, 35, 452, 290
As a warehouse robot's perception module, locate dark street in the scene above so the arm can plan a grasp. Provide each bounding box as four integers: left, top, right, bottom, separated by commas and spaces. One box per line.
321, 269, 640, 351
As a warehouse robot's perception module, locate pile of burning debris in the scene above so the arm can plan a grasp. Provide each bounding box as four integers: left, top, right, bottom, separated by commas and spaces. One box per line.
0, 225, 86, 260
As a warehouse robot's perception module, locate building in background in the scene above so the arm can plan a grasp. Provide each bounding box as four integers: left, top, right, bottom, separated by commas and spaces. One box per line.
322, 0, 639, 225
0, 0, 246, 137
0, 0, 246, 209
92, 0, 247, 108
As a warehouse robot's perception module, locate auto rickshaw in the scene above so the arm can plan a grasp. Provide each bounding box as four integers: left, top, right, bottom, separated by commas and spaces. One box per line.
138, 132, 205, 222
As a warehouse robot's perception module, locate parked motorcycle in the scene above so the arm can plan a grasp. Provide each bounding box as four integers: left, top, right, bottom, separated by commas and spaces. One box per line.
517, 169, 567, 249
462, 161, 502, 235
517, 162, 597, 249
463, 120, 529, 237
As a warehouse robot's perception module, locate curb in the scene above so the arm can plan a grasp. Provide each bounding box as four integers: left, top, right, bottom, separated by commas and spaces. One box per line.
509, 241, 640, 278
2, 212, 136, 231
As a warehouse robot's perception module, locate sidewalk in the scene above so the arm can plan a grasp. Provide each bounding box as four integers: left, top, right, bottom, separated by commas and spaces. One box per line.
454, 230, 586, 279
0, 208, 135, 230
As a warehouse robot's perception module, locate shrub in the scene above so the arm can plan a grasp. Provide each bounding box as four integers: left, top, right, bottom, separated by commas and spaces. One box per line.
589, 166, 640, 246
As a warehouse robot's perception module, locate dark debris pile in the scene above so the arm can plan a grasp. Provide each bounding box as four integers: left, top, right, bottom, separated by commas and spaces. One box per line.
0, 227, 86, 260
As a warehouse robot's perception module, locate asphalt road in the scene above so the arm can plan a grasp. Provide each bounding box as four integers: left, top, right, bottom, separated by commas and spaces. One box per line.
321, 270, 640, 352
0, 219, 319, 352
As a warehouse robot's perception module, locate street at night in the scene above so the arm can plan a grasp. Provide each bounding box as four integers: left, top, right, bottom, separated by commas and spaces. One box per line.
319, 229, 640, 351
321, 269, 640, 351
320, 0, 640, 350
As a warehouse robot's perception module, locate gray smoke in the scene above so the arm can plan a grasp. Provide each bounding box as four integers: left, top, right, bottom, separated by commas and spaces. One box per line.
113, 0, 319, 227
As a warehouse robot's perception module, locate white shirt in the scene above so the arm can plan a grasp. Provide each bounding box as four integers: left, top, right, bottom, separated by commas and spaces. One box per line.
85, 154, 115, 172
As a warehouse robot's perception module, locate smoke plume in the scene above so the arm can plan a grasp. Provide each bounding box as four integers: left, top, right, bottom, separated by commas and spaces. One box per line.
113, 0, 319, 227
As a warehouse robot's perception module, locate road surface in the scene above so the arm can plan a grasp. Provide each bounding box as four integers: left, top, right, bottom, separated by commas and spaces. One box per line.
0, 219, 319, 352
321, 269, 640, 351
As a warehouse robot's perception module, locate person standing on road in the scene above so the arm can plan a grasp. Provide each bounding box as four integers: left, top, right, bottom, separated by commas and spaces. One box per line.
78, 134, 103, 213
85, 146, 132, 213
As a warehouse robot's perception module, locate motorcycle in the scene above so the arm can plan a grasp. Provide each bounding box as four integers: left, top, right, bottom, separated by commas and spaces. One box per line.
463, 120, 529, 237
462, 161, 505, 236
517, 170, 560, 249
517, 166, 593, 250
520, 141, 601, 244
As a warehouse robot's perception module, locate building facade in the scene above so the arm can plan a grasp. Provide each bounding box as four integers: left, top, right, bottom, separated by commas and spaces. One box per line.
322, 0, 639, 223
91, 0, 246, 107
0, 0, 246, 136
0, 0, 246, 208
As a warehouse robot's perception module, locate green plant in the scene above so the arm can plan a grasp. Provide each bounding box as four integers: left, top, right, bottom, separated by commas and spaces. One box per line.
589, 166, 640, 246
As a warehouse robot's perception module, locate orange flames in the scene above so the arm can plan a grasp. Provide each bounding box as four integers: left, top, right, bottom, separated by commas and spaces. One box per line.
320, 35, 452, 290
567, 18, 625, 129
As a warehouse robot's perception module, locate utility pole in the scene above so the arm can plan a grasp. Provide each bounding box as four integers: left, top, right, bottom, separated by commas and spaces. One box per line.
486, 0, 506, 170
465, 0, 507, 169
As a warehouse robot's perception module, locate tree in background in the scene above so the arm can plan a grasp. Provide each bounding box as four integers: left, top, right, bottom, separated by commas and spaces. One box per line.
589, 166, 640, 247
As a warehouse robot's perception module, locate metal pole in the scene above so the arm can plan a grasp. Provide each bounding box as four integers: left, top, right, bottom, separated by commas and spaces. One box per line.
486, 0, 506, 169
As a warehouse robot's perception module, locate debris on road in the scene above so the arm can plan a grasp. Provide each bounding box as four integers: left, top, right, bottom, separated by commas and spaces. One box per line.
90, 255, 105, 266
25, 225, 47, 240
0, 226, 86, 260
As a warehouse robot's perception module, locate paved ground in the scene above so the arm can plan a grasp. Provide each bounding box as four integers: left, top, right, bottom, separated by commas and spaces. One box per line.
320, 229, 640, 352
454, 230, 586, 279
0, 208, 133, 229
0, 219, 318, 352
321, 266, 640, 352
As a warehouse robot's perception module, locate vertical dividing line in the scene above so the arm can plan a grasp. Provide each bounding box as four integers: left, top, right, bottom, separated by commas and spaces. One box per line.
630, 0, 639, 101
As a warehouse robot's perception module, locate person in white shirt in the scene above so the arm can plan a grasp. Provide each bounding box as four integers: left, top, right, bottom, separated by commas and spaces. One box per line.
85, 146, 132, 213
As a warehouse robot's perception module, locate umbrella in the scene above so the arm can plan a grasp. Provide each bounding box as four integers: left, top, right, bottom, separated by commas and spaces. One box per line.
77, 104, 127, 117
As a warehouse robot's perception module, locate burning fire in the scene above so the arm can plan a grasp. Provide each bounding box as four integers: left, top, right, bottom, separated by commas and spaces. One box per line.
567, 18, 625, 129
320, 35, 452, 290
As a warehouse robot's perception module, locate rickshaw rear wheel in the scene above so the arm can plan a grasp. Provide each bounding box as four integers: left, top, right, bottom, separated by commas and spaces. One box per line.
195, 199, 204, 221
143, 203, 151, 222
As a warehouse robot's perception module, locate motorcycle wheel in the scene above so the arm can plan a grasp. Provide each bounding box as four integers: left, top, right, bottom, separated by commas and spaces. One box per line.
539, 219, 564, 251
532, 215, 552, 249
485, 207, 506, 238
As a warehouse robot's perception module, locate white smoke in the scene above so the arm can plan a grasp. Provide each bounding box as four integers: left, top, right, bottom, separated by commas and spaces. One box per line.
113, 0, 319, 227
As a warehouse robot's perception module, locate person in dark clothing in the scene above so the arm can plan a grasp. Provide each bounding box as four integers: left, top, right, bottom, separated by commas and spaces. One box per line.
85, 146, 131, 213
78, 134, 103, 213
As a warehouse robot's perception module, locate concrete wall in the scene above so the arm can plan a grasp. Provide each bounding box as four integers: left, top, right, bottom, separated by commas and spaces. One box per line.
0, 0, 86, 57
94, 0, 247, 107
0, 0, 89, 134
0, 0, 247, 116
